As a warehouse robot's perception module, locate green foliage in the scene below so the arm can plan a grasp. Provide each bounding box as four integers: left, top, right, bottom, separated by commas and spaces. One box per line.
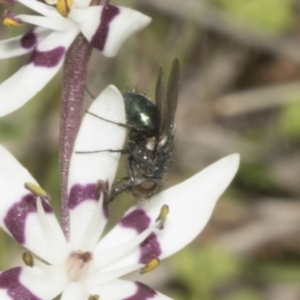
169, 245, 241, 299
222, 289, 263, 300
0, 231, 21, 269
237, 162, 283, 195
256, 262, 300, 283
279, 101, 300, 141
216, 0, 293, 33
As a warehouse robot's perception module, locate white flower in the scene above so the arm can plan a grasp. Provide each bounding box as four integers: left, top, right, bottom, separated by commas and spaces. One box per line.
0, 85, 239, 300
0, 0, 151, 117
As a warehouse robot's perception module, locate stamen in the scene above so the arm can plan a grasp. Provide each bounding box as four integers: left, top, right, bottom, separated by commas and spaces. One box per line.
35, 197, 68, 260
140, 257, 160, 274
56, 0, 73, 17
2, 10, 23, 26
25, 182, 50, 200
88, 296, 99, 300
86, 264, 140, 286
22, 251, 34, 267
156, 204, 169, 230
94, 226, 153, 270
78, 187, 107, 250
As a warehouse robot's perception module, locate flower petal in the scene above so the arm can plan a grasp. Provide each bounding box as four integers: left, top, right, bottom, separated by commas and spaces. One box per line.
0, 28, 51, 59
0, 267, 64, 300
0, 28, 79, 117
17, 15, 75, 31
61, 281, 88, 300
86, 265, 141, 287
18, 0, 60, 18
73, 0, 92, 9
86, 279, 173, 300
68, 85, 126, 249
0, 145, 67, 264
78, 5, 151, 57
93, 226, 153, 271
95, 154, 240, 270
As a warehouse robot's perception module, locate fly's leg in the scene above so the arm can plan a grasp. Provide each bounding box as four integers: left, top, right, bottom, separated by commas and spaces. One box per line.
108, 178, 133, 203
107, 157, 138, 202
95, 158, 135, 203
87, 111, 127, 128
75, 111, 129, 154
127, 157, 137, 183
75, 149, 129, 154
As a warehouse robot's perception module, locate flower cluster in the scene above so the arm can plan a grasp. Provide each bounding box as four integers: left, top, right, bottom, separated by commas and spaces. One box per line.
0, 0, 151, 117
0, 0, 240, 299
0, 86, 239, 299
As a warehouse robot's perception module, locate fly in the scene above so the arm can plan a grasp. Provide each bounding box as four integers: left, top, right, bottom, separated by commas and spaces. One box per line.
78, 58, 180, 202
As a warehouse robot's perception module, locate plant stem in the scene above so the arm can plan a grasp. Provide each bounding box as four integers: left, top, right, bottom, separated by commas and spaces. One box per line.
59, 33, 92, 239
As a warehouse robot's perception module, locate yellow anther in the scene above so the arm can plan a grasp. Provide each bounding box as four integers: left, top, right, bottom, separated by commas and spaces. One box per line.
25, 182, 50, 200
156, 204, 169, 230
22, 251, 34, 267
56, 0, 73, 17
2, 10, 23, 26
140, 257, 160, 275
88, 295, 99, 300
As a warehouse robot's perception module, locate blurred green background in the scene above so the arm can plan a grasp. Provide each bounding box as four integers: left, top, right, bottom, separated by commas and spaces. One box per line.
1, 0, 300, 299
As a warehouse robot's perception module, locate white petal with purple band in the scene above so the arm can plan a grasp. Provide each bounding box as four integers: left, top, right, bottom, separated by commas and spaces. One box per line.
68, 85, 126, 250
93, 154, 240, 271
0, 267, 65, 300
0, 1, 151, 117
86, 279, 174, 300
0, 28, 51, 59
0, 29, 79, 117
78, 6, 151, 57
0, 145, 68, 265
0, 83, 239, 299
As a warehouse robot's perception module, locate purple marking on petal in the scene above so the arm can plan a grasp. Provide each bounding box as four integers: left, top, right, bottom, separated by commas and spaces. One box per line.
90, 5, 119, 51
120, 209, 162, 263
68, 183, 100, 209
21, 30, 37, 49
123, 282, 157, 300
27, 47, 65, 67
139, 232, 161, 264
4, 194, 52, 244
0, 267, 41, 300
120, 209, 150, 233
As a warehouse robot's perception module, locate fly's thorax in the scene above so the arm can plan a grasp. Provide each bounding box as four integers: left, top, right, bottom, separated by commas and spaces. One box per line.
124, 92, 159, 139
131, 144, 156, 170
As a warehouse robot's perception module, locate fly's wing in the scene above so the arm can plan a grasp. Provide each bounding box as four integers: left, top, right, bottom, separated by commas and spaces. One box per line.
166, 58, 180, 135
155, 58, 180, 152
155, 66, 166, 139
